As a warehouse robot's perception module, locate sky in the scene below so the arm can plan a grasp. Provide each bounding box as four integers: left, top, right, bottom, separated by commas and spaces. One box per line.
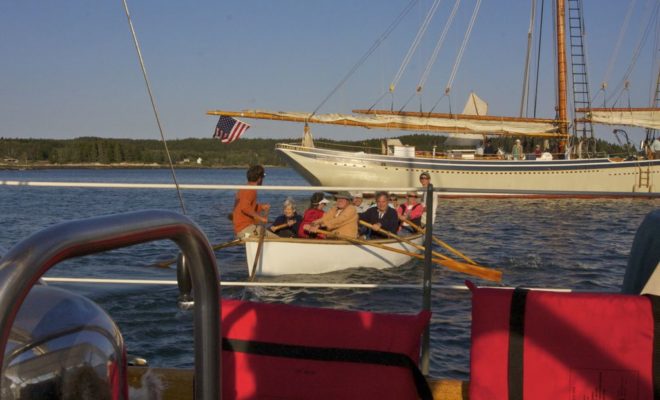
0, 0, 657, 143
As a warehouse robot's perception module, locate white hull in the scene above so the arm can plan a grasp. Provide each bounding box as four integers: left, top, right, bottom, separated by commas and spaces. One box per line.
244, 234, 424, 276
276, 144, 660, 197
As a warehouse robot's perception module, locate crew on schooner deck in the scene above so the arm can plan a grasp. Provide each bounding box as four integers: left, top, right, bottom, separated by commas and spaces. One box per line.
512, 139, 524, 160
652, 137, 660, 159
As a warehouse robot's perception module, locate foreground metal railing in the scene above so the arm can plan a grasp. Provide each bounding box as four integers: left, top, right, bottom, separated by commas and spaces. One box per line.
0, 210, 221, 400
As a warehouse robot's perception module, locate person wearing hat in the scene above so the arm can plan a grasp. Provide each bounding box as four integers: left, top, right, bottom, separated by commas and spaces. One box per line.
305, 191, 358, 239
298, 192, 329, 238
418, 171, 433, 218
351, 191, 369, 213
512, 139, 524, 160
397, 191, 425, 233
359, 191, 399, 238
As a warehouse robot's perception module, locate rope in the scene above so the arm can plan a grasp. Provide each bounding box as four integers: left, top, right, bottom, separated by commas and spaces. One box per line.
429, 93, 449, 114
417, 0, 462, 94
598, 0, 637, 101
367, 91, 391, 112
648, 19, 660, 106
444, 0, 482, 95
398, 91, 418, 112
310, 0, 419, 117
606, 0, 659, 105
520, 0, 536, 117
121, 0, 187, 214
551, 0, 558, 111
389, 0, 443, 94
532, 0, 545, 117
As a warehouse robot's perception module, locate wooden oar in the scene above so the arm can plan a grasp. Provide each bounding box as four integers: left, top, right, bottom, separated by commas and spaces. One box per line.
248, 211, 269, 282
268, 222, 289, 234
401, 217, 478, 265
314, 228, 502, 282
360, 220, 501, 278
150, 238, 243, 269
359, 220, 452, 262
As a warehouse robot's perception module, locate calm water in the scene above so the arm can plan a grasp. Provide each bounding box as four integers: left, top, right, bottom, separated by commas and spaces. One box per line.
0, 168, 658, 379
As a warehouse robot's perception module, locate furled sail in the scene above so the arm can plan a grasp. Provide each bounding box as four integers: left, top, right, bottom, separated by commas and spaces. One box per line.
579, 108, 660, 130
208, 108, 564, 138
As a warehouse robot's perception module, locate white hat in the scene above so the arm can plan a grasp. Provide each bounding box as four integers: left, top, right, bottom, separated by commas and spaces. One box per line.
350, 191, 363, 198
319, 198, 329, 204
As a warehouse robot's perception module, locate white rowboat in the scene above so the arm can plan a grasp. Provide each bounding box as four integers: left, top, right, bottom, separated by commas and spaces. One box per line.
244, 234, 424, 276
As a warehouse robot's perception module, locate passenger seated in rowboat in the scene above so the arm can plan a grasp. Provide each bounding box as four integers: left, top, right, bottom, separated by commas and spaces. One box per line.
388, 193, 399, 210
304, 191, 358, 239
397, 191, 424, 234
351, 191, 370, 213
269, 197, 302, 238
359, 191, 399, 239
297, 192, 328, 239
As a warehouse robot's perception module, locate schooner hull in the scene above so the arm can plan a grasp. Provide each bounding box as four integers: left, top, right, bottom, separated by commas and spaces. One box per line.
244, 234, 423, 276
276, 144, 660, 197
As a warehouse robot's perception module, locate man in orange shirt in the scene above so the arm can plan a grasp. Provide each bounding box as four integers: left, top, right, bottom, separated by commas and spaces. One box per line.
232, 165, 276, 239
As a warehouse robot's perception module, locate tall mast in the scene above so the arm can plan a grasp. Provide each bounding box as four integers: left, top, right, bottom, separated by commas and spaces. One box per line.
556, 0, 569, 136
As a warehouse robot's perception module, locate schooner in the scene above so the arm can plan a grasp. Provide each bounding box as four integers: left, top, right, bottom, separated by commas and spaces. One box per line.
208, 0, 659, 197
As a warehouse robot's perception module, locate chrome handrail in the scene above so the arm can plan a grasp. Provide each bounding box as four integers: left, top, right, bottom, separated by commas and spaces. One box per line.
0, 210, 221, 400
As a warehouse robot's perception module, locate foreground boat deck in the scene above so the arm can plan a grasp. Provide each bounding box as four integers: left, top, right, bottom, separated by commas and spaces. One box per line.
127, 367, 469, 399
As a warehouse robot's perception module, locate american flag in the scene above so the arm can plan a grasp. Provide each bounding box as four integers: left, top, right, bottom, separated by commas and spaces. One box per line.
213, 116, 250, 143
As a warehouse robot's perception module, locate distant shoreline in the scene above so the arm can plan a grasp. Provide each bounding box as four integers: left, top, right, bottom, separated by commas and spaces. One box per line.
0, 163, 284, 170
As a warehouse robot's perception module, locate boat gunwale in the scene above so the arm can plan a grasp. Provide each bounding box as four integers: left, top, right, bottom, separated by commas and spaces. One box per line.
243, 232, 424, 246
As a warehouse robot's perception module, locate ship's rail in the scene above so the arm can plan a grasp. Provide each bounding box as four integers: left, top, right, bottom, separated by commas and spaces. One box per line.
0, 180, 433, 193
0, 210, 222, 399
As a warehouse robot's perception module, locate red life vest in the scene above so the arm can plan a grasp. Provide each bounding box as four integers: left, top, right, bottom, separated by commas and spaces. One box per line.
221, 298, 431, 400
468, 282, 659, 400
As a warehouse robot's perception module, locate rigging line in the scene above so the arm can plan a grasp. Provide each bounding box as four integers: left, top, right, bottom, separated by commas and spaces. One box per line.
398, 91, 418, 112
648, 18, 660, 105
532, 0, 545, 118
367, 90, 391, 111
444, 0, 482, 94
417, 0, 462, 93
551, 0, 558, 118
599, 0, 637, 97
390, 0, 443, 94
121, 0, 186, 214
520, 0, 537, 117
310, 0, 420, 118
606, 0, 659, 105
428, 94, 448, 114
